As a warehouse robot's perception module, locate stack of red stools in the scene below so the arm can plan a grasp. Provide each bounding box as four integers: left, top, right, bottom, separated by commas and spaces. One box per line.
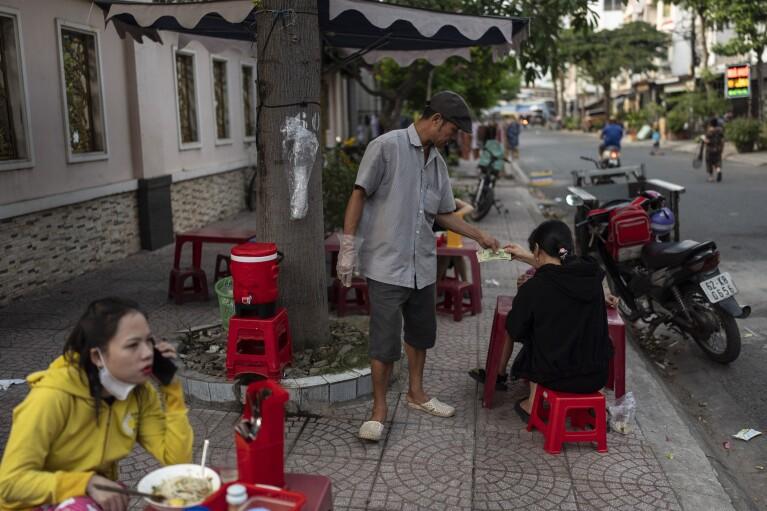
226, 242, 292, 381
226, 309, 293, 380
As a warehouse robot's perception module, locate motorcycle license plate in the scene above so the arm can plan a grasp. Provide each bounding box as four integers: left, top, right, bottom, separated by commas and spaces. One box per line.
700, 272, 738, 303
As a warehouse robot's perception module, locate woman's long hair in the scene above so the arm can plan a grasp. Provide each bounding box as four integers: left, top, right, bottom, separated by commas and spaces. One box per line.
528, 220, 576, 264
63, 297, 144, 416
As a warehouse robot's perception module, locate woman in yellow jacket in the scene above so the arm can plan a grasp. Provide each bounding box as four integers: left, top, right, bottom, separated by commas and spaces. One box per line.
0, 297, 193, 511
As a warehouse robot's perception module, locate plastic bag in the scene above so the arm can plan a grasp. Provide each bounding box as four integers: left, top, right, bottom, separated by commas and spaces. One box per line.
608, 391, 636, 435
281, 112, 319, 220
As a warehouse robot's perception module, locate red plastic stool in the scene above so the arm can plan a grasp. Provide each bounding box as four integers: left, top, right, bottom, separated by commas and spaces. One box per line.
527, 385, 608, 454
168, 267, 209, 304
606, 307, 626, 399
482, 295, 515, 408
436, 278, 476, 322
226, 308, 292, 380
213, 254, 231, 282
331, 277, 369, 317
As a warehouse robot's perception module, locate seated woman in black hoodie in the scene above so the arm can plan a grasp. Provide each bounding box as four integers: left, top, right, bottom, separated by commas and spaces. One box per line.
470, 220, 613, 418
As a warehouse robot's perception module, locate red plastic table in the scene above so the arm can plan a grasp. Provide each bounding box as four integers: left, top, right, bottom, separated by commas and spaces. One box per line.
324, 234, 482, 313
144, 473, 332, 511
606, 306, 626, 399
172, 225, 258, 272
168, 224, 257, 303
285, 473, 333, 511
482, 297, 626, 408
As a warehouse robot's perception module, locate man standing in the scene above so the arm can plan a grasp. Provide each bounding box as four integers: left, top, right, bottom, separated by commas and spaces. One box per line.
337, 91, 500, 441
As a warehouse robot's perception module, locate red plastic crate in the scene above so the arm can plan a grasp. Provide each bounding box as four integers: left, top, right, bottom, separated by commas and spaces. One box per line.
202, 481, 306, 511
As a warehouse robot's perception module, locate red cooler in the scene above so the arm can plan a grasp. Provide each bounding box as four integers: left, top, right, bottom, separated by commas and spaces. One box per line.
231, 242, 281, 318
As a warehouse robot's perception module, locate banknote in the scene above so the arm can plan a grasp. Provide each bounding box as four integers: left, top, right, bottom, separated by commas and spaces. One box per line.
476, 248, 512, 262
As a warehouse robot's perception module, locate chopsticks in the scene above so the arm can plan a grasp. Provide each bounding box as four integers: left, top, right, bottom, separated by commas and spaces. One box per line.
93, 484, 166, 501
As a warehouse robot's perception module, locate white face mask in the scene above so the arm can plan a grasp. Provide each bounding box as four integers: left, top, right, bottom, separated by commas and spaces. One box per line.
97, 351, 136, 401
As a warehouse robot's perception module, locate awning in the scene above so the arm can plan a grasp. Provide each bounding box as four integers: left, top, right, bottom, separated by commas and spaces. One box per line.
95, 0, 529, 66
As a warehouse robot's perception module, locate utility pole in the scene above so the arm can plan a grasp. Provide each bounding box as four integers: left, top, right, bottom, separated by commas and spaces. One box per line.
255, 0, 329, 350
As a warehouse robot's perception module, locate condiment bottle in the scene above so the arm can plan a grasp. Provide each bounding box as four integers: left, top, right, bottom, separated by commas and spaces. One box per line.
226, 484, 248, 511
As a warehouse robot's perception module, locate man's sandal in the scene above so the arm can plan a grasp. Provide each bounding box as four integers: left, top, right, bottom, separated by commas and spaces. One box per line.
406, 397, 455, 417
358, 420, 384, 441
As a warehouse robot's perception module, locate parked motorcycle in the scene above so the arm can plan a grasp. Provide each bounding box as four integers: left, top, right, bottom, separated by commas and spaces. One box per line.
469, 140, 508, 221
567, 191, 750, 364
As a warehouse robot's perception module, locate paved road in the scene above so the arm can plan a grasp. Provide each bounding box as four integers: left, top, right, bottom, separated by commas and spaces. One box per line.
513, 129, 767, 511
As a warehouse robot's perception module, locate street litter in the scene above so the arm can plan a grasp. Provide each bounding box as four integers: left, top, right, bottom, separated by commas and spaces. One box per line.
608, 391, 636, 435
723, 441, 731, 451
732, 429, 762, 442
665, 452, 674, 460
484, 278, 500, 287
0, 379, 25, 391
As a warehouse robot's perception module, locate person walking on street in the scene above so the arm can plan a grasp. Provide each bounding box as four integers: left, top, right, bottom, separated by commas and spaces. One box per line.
505, 115, 521, 160
337, 91, 500, 442
702, 117, 724, 182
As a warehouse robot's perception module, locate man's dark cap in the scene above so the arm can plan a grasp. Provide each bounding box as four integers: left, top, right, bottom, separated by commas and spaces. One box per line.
427, 91, 472, 133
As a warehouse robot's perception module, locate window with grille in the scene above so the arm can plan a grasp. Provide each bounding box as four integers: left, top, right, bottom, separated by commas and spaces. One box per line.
0, 11, 31, 168
175, 51, 199, 145
59, 25, 107, 158
603, 0, 621, 11
213, 59, 230, 141
242, 64, 255, 140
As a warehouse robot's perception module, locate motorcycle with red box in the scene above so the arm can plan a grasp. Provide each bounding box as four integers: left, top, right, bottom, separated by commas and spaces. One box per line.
566, 189, 750, 364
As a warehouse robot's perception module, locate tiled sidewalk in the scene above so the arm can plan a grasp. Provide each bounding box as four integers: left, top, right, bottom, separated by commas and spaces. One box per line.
0, 185, 694, 510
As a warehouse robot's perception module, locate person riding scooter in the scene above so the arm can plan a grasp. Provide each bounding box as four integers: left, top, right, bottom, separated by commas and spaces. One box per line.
598, 118, 623, 168
599, 118, 623, 154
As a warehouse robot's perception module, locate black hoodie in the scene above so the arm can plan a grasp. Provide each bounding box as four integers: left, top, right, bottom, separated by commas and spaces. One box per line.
506, 258, 614, 393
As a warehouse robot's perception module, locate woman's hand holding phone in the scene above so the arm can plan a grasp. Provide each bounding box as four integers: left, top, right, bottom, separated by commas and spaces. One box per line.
152, 340, 178, 386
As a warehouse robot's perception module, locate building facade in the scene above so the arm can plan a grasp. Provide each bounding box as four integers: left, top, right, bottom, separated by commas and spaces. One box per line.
0, 0, 259, 304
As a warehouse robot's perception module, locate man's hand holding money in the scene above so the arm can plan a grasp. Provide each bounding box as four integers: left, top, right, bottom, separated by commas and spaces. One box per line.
476, 248, 512, 263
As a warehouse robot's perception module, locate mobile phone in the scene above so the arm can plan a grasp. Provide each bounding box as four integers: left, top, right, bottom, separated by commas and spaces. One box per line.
152, 347, 178, 386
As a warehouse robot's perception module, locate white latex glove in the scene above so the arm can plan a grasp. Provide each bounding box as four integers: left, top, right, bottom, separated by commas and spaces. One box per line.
336, 234, 357, 287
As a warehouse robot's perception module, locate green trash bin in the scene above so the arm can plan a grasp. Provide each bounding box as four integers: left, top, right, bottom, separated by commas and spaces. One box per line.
215, 276, 234, 332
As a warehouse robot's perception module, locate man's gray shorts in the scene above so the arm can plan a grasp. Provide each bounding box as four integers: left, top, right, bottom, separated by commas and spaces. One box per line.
366, 278, 437, 363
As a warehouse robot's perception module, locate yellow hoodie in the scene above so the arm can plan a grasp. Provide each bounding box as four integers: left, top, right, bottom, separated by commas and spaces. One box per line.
0, 355, 193, 509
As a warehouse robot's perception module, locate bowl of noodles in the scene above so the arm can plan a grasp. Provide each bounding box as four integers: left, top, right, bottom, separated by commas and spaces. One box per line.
137, 464, 221, 510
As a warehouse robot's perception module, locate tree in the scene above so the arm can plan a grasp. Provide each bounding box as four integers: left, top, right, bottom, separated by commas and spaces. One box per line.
367, 49, 520, 124
671, 0, 721, 92
711, 0, 767, 121
254, 0, 329, 351
334, 0, 595, 127
567, 22, 670, 116
500, 0, 597, 118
